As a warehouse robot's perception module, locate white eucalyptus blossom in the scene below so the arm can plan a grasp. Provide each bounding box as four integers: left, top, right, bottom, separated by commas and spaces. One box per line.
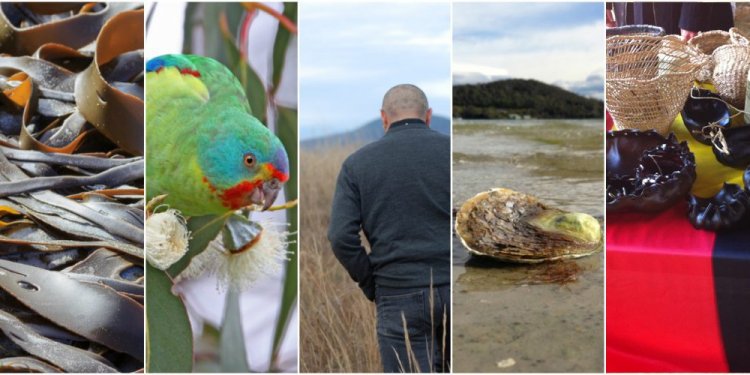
175, 221, 290, 291
145, 209, 190, 270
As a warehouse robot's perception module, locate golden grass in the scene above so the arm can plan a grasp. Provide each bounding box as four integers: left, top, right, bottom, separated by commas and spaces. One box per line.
299, 145, 382, 372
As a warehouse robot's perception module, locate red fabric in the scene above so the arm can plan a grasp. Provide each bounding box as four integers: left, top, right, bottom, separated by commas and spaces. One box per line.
607, 203, 728, 372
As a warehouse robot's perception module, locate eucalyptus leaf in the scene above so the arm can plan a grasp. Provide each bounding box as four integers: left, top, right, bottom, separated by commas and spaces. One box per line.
182, 3, 244, 65
193, 324, 221, 372
167, 214, 227, 278
271, 3, 296, 93
270, 105, 298, 367
219, 288, 250, 372
145, 264, 193, 373
220, 27, 268, 124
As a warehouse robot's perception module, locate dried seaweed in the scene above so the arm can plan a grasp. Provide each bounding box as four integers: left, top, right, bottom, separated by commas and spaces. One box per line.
0, 3, 143, 373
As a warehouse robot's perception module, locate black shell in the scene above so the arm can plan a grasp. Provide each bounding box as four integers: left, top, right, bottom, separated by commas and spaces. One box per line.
681, 89, 731, 145
712, 125, 750, 169
688, 183, 750, 231
607, 129, 696, 213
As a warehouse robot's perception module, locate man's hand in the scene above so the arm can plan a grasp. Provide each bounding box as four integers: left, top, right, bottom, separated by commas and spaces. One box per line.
606, 9, 616, 28
681, 29, 697, 42
364, 283, 376, 302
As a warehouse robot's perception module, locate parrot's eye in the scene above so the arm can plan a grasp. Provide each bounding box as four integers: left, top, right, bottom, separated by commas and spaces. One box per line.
243, 153, 257, 168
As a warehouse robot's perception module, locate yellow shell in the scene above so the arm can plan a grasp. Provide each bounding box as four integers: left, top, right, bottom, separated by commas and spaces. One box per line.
455, 188, 602, 263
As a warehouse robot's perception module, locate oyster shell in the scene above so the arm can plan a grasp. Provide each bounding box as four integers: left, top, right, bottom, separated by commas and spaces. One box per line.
455, 188, 602, 263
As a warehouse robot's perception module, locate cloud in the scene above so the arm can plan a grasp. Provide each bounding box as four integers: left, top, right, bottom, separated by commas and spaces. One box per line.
453, 2, 604, 39
299, 3, 451, 140
452, 63, 509, 85
453, 3, 604, 86
299, 65, 387, 83
555, 74, 604, 99
418, 77, 453, 100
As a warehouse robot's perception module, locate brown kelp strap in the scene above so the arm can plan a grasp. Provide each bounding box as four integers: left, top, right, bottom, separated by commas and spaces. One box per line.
18, 79, 92, 153
0, 2, 141, 55
75, 9, 144, 155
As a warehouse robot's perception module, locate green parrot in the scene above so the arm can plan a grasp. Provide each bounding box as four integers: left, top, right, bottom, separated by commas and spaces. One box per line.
146, 54, 289, 216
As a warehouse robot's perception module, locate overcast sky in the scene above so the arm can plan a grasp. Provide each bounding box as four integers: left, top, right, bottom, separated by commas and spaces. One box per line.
299, 2, 451, 140
453, 2, 605, 99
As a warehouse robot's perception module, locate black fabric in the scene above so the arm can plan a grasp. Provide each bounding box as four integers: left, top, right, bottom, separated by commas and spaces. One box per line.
328, 118, 451, 299
615, 2, 733, 34
713, 215, 750, 372
680, 3, 733, 33
635, 2, 681, 35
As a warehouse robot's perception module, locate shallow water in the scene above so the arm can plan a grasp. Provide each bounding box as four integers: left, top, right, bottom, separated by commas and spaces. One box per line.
452, 119, 604, 373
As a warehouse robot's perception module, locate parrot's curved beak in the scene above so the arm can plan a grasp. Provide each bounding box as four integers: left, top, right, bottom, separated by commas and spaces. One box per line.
262, 179, 282, 210
249, 178, 282, 211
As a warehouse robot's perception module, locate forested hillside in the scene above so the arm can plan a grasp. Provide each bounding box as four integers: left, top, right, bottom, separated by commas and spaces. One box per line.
453, 79, 603, 119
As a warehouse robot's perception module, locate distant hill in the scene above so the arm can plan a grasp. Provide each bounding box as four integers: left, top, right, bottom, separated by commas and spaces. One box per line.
301, 115, 450, 149
453, 79, 603, 119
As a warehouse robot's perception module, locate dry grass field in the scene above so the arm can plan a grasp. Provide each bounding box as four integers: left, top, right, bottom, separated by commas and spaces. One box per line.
299, 145, 382, 372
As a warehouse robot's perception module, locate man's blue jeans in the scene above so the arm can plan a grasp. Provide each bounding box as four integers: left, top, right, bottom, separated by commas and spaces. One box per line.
375, 285, 450, 373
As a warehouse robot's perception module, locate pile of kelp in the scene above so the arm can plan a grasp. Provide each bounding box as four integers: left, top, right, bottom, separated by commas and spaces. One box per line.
0, 3, 144, 372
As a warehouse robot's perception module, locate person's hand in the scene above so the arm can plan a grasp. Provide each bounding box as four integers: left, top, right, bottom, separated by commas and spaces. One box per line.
681, 29, 697, 42
362, 280, 376, 302
605, 9, 616, 28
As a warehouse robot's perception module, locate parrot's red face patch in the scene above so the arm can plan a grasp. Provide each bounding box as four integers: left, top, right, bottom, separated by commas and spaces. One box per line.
266, 164, 289, 183
202, 176, 259, 210
218, 180, 262, 210
202, 164, 287, 210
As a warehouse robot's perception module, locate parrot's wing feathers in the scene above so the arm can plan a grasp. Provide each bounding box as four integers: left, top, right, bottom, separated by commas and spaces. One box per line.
146, 55, 210, 107
147, 54, 252, 114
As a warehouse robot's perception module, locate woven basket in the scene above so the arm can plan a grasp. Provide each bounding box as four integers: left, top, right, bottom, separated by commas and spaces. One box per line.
730, 27, 750, 46
607, 35, 704, 135
711, 44, 750, 109
690, 30, 730, 55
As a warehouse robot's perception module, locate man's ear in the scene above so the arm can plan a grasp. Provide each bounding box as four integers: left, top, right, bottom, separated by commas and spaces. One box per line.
381, 110, 389, 131
424, 108, 432, 127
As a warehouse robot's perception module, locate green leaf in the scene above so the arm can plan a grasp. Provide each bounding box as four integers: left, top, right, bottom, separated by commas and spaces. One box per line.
219, 288, 251, 372
181, 3, 198, 54
270, 3, 297, 95
219, 28, 268, 124
269, 105, 298, 369
146, 265, 193, 373
183, 4, 267, 122
167, 214, 228, 278
194, 324, 221, 372
182, 3, 245, 61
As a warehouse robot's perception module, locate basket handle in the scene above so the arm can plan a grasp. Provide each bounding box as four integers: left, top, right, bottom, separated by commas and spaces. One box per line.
730, 27, 750, 46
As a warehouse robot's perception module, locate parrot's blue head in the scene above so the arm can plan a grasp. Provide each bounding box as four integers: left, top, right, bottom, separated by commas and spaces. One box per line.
198, 110, 289, 211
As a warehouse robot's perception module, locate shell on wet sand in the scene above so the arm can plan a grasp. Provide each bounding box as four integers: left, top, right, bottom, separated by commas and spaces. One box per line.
455, 188, 603, 263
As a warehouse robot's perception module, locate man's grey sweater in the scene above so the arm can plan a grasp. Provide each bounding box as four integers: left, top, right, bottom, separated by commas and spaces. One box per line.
328, 118, 451, 300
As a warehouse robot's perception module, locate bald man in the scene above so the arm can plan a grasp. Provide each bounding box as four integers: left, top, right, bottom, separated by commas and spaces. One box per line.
328, 84, 450, 373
